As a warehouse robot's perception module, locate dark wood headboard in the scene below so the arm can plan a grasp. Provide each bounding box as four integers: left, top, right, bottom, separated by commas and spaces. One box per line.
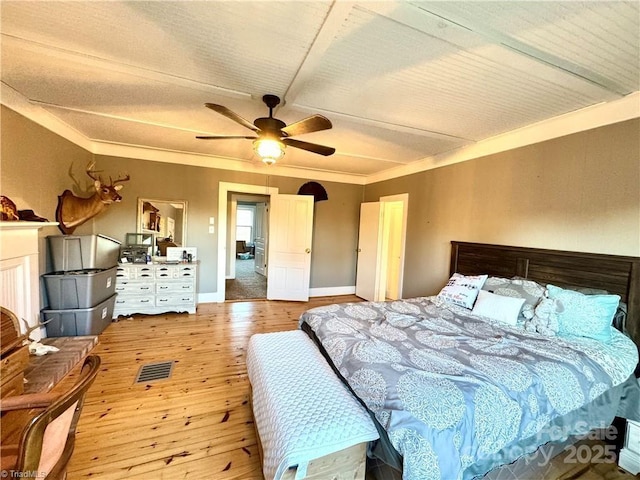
450, 241, 640, 349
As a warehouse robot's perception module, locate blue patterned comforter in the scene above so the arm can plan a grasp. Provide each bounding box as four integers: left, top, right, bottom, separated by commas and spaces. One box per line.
299, 296, 638, 480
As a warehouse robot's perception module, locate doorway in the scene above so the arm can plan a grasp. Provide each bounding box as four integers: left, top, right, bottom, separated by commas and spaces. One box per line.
225, 195, 269, 301
355, 193, 408, 302
217, 182, 279, 303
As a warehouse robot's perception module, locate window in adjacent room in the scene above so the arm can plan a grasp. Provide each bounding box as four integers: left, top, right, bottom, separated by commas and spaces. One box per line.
236, 205, 255, 243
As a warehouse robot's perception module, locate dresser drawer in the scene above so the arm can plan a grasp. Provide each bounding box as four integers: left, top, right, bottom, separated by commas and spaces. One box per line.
155, 294, 195, 306
116, 266, 133, 280
114, 296, 155, 308
156, 282, 194, 294
115, 281, 154, 295
116, 265, 154, 280
136, 267, 155, 279
178, 265, 197, 278
155, 266, 179, 279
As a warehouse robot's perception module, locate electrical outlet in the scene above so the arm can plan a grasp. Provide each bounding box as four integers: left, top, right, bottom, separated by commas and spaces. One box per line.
208, 225, 215, 234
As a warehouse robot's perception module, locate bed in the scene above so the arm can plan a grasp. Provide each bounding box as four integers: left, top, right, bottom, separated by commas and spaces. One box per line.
299, 241, 640, 480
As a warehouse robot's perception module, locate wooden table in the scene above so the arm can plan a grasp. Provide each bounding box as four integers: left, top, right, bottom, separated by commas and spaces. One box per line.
1, 336, 98, 444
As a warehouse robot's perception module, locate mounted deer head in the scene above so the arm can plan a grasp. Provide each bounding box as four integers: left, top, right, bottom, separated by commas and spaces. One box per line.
56, 161, 130, 234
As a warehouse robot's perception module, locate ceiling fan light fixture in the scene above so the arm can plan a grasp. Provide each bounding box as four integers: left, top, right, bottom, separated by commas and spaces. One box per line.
199, 95, 334, 160
254, 138, 285, 165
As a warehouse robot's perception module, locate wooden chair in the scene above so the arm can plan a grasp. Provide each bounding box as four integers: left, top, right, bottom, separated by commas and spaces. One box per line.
0, 355, 101, 480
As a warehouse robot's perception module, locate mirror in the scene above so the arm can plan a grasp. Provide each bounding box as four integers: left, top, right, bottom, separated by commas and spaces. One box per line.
137, 198, 187, 256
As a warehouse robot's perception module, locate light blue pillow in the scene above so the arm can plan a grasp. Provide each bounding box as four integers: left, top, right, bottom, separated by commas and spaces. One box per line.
546, 284, 620, 342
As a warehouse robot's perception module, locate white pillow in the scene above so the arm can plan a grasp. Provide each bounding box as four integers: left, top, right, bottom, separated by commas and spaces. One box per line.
437, 273, 488, 309
472, 290, 526, 326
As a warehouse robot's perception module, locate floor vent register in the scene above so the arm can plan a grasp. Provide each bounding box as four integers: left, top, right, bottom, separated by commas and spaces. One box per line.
135, 360, 175, 383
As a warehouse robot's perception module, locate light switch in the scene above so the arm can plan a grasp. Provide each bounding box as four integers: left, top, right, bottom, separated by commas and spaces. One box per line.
208, 225, 215, 234
209, 217, 215, 225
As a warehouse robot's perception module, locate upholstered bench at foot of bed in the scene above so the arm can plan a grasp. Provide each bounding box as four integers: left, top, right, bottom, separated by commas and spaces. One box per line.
246, 330, 379, 480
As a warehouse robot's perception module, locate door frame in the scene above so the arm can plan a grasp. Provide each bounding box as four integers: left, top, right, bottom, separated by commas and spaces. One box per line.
216, 182, 279, 302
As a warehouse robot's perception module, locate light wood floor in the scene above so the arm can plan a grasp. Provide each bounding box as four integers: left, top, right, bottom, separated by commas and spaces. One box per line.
67, 297, 638, 480
67, 296, 359, 480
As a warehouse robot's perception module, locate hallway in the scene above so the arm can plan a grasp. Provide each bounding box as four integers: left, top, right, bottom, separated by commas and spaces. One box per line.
225, 258, 267, 300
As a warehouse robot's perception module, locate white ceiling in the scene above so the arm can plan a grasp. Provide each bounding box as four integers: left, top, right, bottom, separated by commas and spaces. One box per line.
1, 1, 639, 184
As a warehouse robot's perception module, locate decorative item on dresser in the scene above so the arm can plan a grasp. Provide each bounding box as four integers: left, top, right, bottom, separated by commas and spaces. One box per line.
113, 262, 198, 318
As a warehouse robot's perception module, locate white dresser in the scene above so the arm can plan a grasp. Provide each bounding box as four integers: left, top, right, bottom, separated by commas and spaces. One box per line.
113, 262, 197, 318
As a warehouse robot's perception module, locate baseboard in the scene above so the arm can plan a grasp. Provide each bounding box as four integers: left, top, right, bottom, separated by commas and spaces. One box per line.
309, 286, 356, 297
198, 292, 222, 304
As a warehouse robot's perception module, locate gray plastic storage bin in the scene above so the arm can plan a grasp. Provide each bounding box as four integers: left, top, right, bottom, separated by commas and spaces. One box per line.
43, 266, 117, 309
47, 234, 121, 272
42, 294, 116, 337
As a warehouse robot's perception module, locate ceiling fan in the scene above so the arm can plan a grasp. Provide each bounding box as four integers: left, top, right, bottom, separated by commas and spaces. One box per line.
196, 94, 335, 165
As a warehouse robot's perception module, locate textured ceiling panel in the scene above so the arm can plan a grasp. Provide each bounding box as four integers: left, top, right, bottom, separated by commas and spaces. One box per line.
415, 1, 640, 94
2, 42, 273, 133
295, 3, 625, 140
1, 1, 331, 96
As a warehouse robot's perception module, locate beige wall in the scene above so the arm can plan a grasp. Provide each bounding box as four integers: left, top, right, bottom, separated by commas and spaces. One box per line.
364, 118, 640, 298
1, 106, 363, 295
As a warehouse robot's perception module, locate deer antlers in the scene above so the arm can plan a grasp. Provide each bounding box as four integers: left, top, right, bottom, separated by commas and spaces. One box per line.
86, 161, 130, 187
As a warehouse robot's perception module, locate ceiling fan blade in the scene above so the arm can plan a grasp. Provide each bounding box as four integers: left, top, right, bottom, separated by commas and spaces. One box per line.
205, 103, 260, 132
280, 114, 332, 137
282, 138, 336, 156
196, 135, 258, 140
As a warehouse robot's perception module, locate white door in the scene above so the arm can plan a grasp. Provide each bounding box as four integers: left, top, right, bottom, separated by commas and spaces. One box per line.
267, 194, 314, 301
254, 202, 268, 276
355, 202, 384, 301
